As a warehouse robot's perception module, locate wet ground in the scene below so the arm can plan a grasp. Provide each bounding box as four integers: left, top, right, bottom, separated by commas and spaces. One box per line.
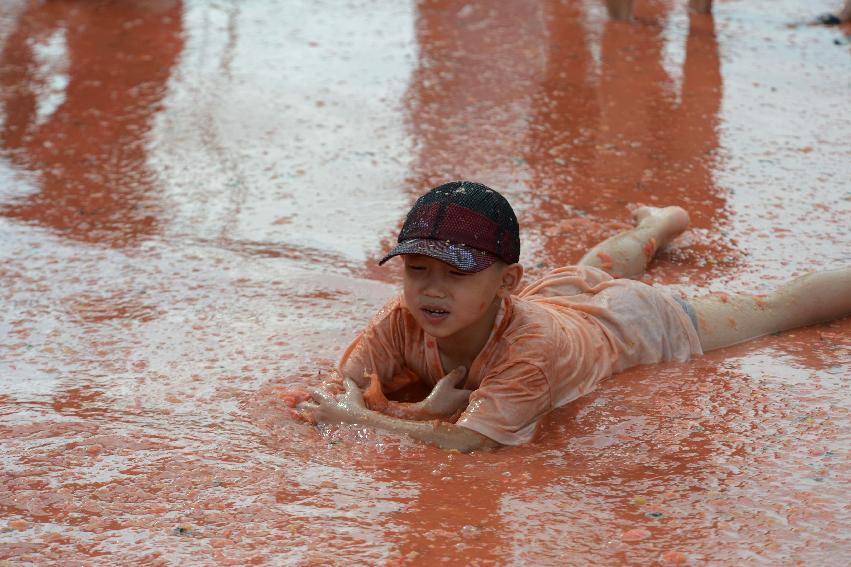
1, 0, 849, 565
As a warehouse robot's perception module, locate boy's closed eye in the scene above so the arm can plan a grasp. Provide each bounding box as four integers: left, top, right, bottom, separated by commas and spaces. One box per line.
405, 263, 467, 277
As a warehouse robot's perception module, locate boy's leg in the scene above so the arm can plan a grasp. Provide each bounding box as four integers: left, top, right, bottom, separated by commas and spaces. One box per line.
691, 268, 851, 352
578, 206, 690, 278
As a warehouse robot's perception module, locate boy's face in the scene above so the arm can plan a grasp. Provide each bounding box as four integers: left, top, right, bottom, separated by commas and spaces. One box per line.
401, 254, 513, 340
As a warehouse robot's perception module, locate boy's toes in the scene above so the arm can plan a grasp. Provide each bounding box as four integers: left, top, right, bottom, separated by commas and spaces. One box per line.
632, 205, 688, 229
662, 206, 690, 235
631, 205, 690, 239
631, 205, 661, 225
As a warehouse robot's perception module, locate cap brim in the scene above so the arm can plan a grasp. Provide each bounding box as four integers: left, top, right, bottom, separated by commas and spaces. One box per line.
379, 239, 498, 273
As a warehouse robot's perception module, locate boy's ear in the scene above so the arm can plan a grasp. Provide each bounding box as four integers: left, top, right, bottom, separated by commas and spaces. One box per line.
498, 263, 524, 296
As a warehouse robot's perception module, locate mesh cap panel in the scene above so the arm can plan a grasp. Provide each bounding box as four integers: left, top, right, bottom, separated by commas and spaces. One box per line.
379, 181, 521, 271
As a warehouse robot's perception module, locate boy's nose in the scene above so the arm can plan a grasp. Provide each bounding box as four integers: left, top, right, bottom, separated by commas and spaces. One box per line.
422, 274, 446, 297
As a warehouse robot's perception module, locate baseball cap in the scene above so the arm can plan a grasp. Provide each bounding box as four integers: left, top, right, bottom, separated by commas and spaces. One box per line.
379, 181, 520, 273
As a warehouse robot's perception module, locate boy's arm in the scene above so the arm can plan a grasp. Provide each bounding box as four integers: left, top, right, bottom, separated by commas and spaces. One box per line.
302, 378, 498, 453
360, 366, 472, 421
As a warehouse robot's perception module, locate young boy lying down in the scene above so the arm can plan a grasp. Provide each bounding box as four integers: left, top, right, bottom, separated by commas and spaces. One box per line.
299, 181, 851, 452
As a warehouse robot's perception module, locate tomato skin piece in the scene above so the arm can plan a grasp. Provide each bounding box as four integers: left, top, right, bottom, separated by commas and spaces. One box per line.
278, 389, 313, 408
362, 373, 389, 412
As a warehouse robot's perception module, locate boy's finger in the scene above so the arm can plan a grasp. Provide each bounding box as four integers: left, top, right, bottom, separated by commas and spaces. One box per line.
444, 366, 467, 386
343, 377, 359, 392
309, 388, 334, 404
297, 401, 319, 411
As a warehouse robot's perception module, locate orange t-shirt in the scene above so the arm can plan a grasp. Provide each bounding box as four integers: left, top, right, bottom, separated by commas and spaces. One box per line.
338, 266, 702, 445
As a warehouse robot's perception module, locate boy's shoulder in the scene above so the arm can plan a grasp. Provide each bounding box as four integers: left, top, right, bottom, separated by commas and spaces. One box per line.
504, 293, 575, 338
490, 294, 611, 372
482, 295, 584, 366
361, 294, 417, 334
370, 293, 405, 320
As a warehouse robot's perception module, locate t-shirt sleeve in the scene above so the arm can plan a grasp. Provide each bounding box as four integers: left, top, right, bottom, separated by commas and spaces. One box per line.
455, 363, 552, 446
337, 296, 408, 388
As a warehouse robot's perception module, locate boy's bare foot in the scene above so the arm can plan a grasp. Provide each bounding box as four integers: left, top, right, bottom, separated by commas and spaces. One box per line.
632, 205, 690, 244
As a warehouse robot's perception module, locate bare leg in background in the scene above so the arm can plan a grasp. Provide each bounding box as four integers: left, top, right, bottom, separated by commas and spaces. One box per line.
605, 0, 634, 21
606, 0, 713, 21
688, 0, 713, 15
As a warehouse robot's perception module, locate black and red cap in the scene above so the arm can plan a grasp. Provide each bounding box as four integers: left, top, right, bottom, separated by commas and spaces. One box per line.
379, 181, 520, 273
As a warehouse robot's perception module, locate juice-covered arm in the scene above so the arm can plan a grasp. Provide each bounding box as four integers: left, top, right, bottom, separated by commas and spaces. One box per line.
301, 377, 497, 452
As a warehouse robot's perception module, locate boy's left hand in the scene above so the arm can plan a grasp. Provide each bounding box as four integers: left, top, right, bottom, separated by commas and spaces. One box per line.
415, 366, 471, 417
300, 378, 367, 424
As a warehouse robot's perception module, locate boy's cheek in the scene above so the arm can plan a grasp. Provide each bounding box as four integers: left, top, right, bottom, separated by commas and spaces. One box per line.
401, 293, 417, 313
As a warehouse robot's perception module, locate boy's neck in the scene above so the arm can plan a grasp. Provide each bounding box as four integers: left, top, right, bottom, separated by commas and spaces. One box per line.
436, 296, 503, 371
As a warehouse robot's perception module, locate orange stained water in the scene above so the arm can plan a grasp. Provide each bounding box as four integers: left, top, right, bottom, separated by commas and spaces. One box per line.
1, 0, 850, 565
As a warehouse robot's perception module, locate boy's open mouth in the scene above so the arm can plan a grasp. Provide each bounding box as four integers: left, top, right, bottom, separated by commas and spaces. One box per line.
421, 306, 450, 322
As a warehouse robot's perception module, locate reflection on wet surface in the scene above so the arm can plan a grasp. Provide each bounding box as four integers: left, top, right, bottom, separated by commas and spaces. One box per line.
1, 0, 850, 565
0, 0, 183, 246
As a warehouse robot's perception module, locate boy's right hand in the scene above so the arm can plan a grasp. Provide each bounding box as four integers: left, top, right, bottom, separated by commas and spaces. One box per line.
416, 366, 472, 417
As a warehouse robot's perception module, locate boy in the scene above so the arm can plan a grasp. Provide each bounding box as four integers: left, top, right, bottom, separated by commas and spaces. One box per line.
301, 181, 851, 452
